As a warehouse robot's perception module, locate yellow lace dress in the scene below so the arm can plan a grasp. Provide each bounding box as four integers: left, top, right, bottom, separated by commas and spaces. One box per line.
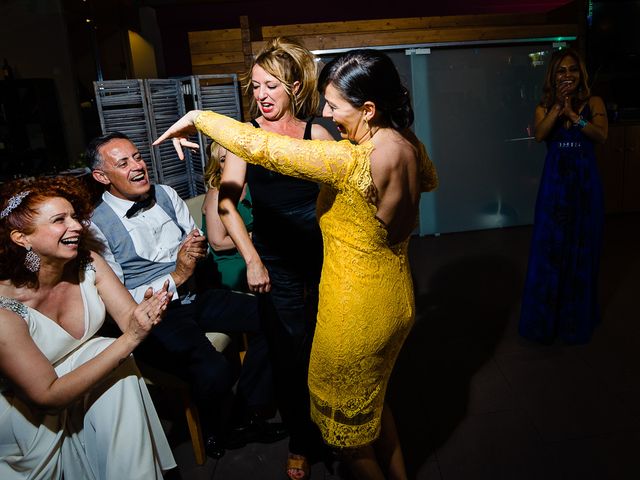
195, 111, 438, 448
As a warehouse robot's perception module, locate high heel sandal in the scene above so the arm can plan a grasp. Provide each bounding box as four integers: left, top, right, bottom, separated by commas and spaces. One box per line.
286, 453, 310, 480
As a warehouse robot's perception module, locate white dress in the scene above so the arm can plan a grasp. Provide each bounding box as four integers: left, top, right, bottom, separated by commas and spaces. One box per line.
0, 265, 176, 479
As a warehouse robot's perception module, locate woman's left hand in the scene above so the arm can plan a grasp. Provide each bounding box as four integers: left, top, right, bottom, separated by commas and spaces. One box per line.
153, 110, 202, 160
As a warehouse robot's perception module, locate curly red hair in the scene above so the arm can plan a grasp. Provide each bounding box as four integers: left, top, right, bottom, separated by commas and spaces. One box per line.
0, 176, 94, 288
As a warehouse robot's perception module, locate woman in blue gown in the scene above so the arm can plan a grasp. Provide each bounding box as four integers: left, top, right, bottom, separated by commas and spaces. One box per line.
519, 48, 608, 344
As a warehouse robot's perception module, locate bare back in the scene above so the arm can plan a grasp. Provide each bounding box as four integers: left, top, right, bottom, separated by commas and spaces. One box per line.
369, 128, 422, 245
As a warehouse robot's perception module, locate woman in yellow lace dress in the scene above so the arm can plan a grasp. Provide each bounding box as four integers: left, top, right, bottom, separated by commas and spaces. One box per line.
156, 49, 437, 480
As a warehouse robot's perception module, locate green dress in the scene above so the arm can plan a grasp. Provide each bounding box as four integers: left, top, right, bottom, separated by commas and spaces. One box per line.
202, 188, 253, 291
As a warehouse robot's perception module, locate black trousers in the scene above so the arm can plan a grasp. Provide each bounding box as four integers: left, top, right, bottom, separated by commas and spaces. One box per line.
134, 288, 273, 435
254, 209, 324, 457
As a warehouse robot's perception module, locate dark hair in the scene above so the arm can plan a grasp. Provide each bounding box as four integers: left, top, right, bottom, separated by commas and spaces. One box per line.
540, 47, 590, 110
318, 49, 414, 130
0, 176, 94, 288
85, 131, 131, 170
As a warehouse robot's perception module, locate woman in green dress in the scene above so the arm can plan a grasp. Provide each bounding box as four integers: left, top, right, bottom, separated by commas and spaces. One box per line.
202, 140, 253, 291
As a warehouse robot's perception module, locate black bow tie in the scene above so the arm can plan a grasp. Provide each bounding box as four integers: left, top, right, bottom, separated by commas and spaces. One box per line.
125, 186, 156, 218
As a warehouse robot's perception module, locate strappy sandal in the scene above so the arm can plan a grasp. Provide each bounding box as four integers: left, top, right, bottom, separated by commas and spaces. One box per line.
286, 453, 310, 480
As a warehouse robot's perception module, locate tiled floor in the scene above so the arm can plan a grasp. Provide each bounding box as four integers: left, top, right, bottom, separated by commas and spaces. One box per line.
162, 213, 640, 479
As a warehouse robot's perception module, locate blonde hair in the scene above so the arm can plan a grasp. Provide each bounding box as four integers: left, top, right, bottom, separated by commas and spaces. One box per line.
203, 140, 224, 190
242, 37, 320, 119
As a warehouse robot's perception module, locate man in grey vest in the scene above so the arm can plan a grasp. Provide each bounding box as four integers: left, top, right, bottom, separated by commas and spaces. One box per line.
86, 132, 286, 459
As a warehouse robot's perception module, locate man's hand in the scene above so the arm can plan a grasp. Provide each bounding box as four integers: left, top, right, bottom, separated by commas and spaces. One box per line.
171, 229, 208, 287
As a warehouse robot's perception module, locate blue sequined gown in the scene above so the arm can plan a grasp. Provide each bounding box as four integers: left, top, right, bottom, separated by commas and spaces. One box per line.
519, 104, 604, 344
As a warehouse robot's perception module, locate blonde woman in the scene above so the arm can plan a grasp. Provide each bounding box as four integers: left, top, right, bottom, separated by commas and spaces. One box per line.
218, 37, 334, 479
202, 140, 253, 291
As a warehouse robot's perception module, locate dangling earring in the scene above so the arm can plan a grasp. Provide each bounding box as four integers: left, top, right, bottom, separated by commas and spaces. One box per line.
24, 246, 40, 273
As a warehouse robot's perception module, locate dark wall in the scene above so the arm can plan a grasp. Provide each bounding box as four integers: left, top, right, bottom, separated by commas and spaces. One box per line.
0, 0, 85, 168
587, 0, 640, 120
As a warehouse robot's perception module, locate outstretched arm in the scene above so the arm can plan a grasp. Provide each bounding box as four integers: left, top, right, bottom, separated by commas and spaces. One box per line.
154, 110, 370, 190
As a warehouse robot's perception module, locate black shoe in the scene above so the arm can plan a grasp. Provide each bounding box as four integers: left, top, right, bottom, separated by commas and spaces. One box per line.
225, 416, 289, 449
204, 435, 226, 459
254, 420, 288, 444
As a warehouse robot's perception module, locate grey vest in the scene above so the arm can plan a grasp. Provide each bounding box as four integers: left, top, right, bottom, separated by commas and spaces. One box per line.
92, 186, 186, 290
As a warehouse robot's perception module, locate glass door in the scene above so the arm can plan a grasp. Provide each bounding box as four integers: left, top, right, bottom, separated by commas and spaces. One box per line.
318, 42, 564, 235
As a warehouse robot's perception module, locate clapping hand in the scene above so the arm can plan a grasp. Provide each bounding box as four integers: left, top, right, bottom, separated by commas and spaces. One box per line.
556, 80, 573, 102
556, 83, 579, 123
128, 280, 172, 342
153, 110, 202, 160
172, 229, 208, 287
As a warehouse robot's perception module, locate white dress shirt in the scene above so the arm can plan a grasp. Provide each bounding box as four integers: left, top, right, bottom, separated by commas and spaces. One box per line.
89, 185, 199, 303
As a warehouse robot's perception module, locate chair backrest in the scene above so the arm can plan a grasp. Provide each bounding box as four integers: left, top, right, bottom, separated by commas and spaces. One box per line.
184, 194, 206, 230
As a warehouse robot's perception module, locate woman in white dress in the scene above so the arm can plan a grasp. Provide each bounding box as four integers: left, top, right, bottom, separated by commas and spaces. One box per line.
0, 176, 177, 479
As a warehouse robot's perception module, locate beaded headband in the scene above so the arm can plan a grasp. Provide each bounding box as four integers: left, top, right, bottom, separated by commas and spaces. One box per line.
0, 191, 31, 219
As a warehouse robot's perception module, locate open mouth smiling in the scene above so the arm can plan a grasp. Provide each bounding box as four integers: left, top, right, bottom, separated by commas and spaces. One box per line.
130, 172, 146, 182
60, 236, 79, 246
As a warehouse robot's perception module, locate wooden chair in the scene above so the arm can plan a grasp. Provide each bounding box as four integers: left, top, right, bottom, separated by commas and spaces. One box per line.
138, 332, 232, 466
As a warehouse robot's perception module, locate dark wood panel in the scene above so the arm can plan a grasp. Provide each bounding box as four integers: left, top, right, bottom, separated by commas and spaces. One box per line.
253, 24, 577, 52
192, 63, 245, 75
188, 29, 242, 43
262, 12, 550, 38
191, 51, 245, 66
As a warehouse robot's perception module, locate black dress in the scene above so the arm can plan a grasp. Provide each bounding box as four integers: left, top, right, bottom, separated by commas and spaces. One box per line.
247, 118, 325, 457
